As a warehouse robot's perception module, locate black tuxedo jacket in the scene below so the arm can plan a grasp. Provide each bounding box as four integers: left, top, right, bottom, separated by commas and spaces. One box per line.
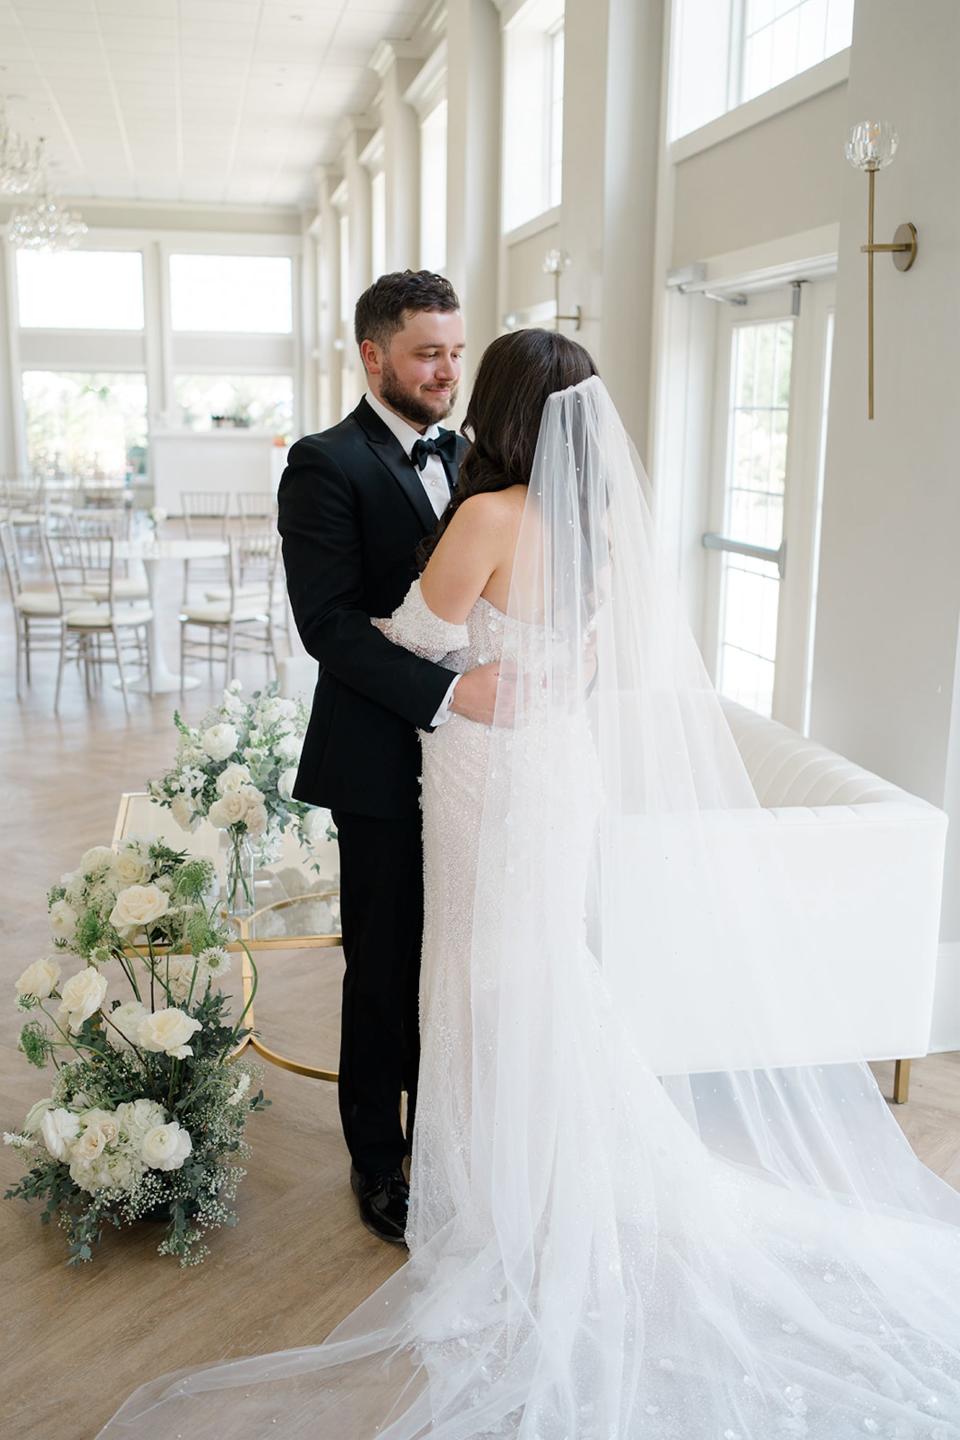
278, 396, 469, 819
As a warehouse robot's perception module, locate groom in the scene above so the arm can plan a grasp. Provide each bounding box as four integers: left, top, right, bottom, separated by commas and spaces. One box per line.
278, 271, 498, 1243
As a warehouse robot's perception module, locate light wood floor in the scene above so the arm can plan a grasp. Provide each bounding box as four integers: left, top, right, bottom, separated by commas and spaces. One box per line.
2, 551, 958, 1439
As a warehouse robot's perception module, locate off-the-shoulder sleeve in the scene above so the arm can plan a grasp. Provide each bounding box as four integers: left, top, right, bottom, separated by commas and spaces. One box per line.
372, 579, 470, 662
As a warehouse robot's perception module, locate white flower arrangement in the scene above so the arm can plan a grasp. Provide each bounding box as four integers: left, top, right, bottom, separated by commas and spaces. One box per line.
4, 841, 268, 1267
148, 681, 335, 912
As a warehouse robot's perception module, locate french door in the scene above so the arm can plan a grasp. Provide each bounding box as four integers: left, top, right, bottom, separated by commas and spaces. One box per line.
703, 277, 834, 732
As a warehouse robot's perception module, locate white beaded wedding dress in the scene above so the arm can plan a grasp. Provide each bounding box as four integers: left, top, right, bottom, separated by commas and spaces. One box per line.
99, 378, 960, 1440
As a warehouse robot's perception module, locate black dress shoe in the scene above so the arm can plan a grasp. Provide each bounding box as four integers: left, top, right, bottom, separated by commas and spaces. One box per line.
350, 1165, 409, 1245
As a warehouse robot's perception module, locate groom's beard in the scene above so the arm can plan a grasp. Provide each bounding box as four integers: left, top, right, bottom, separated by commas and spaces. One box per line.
380, 360, 457, 429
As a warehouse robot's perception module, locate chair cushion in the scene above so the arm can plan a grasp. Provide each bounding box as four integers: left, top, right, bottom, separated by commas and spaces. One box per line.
83, 579, 150, 601
181, 601, 269, 624
15, 590, 61, 616
202, 585, 270, 603
64, 604, 153, 629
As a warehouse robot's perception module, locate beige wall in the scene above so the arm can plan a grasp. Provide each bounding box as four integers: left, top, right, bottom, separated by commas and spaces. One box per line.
812, 0, 960, 804
671, 81, 848, 268
504, 222, 559, 313
809, 0, 960, 1035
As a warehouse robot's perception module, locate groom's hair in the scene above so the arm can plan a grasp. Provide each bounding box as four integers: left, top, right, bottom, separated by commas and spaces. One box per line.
355, 270, 460, 349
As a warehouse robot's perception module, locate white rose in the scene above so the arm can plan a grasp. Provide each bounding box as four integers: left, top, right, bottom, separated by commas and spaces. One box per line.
23, 1097, 54, 1135
301, 807, 331, 848
41, 1107, 80, 1161
106, 999, 150, 1051
141, 1120, 193, 1171
262, 697, 297, 726
241, 799, 268, 838
49, 898, 78, 943
109, 883, 170, 933
58, 967, 109, 1033
137, 1007, 203, 1059
201, 723, 239, 763
116, 1098, 166, 1142
208, 792, 247, 829
275, 732, 302, 763
163, 955, 198, 1004
112, 844, 150, 887
216, 762, 251, 796
16, 957, 61, 1000
73, 1109, 119, 1163
170, 794, 199, 832
277, 766, 298, 801
80, 846, 115, 876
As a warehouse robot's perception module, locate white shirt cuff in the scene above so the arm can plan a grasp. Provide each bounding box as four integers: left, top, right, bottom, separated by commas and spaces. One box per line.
431, 674, 460, 727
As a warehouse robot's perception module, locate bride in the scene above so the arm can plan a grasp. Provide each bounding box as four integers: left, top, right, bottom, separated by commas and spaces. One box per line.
99, 330, 960, 1438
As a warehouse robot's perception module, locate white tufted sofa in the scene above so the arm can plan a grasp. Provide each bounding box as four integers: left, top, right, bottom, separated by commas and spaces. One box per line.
717, 699, 947, 1099
277, 660, 946, 1100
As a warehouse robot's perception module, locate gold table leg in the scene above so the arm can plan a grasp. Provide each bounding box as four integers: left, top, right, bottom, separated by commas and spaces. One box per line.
231, 891, 342, 1083
893, 1058, 911, 1105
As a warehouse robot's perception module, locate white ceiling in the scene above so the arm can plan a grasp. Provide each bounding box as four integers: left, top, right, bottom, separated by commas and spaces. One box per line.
0, 0, 424, 207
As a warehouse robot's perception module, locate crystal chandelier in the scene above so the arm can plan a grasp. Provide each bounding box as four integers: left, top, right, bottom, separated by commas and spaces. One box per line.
0, 104, 44, 195
8, 188, 88, 251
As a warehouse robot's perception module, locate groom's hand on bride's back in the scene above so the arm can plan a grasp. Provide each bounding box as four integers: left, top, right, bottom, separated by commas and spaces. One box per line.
450, 662, 516, 727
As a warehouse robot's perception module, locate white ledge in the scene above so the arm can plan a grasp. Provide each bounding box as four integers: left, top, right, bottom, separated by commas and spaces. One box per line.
503, 205, 561, 249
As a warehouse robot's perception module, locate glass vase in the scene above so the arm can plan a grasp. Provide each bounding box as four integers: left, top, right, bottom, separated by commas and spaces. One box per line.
225, 831, 256, 916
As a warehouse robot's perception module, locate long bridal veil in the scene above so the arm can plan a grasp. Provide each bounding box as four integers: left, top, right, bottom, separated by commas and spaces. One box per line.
99, 376, 960, 1439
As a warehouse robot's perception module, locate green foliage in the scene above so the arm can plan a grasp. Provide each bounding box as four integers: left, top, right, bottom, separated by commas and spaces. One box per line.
19, 1021, 54, 1068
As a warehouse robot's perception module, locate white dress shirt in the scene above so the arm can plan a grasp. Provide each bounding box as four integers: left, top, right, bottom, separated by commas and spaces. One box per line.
365, 390, 451, 520
365, 391, 461, 725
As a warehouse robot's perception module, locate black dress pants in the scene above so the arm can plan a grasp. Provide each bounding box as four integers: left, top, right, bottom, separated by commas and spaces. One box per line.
332, 809, 423, 1176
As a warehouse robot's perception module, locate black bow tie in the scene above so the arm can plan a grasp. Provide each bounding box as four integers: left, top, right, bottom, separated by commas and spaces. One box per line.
411, 430, 459, 472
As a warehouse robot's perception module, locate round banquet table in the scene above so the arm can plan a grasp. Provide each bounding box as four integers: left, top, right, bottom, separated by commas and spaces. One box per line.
113, 537, 229, 695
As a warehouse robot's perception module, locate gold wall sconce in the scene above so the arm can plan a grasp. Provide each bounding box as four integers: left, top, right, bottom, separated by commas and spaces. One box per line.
845, 120, 918, 420
542, 248, 582, 330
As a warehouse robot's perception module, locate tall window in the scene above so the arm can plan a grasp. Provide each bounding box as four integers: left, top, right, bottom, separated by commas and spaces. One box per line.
716, 318, 794, 715
501, 0, 565, 232
371, 169, 387, 280
740, 0, 855, 103
671, 0, 853, 140
169, 254, 292, 333
338, 214, 351, 327
801, 307, 834, 734
420, 100, 448, 272
547, 22, 565, 209
172, 375, 294, 436
16, 251, 144, 330
22, 371, 148, 480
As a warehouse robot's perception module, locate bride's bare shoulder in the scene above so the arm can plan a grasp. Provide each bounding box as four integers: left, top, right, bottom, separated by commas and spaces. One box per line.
453, 484, 527, 533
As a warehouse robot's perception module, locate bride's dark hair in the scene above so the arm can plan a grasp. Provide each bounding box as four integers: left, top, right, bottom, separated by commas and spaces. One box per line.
417, 327, 597, 567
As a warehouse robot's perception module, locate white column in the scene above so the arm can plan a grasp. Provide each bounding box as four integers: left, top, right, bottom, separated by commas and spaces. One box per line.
0, 237, 24, 475
342, 125, 374, 308
312, 166, 343, 430
445, 0, 501, 393
298, 212, 319, 436
598, 0, 663, 458
371, 41, 423, 270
